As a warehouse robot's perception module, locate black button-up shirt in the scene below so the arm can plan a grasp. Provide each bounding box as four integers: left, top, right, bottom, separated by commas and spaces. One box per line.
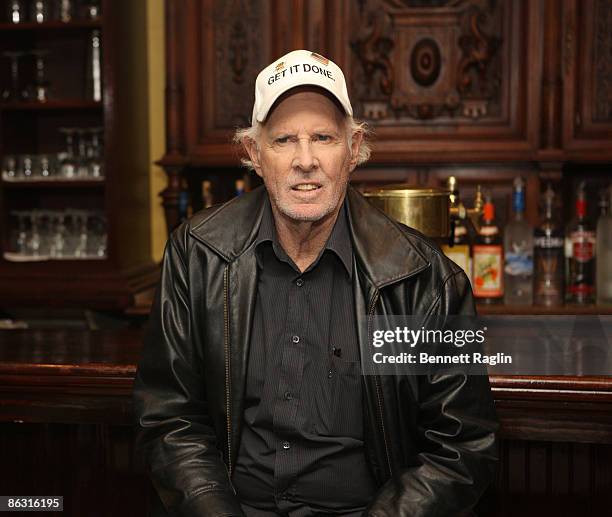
233, 195, 378, 516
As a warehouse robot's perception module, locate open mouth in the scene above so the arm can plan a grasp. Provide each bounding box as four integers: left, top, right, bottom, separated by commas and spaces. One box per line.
291, 183, 322, 192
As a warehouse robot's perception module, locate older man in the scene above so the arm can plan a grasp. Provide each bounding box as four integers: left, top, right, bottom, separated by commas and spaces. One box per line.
133, 50, 498, 517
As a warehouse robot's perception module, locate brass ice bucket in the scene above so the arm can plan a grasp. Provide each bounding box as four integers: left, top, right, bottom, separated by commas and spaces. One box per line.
363, 185, 451, 238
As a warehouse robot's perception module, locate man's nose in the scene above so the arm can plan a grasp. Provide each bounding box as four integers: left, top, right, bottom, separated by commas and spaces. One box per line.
292, 138, 318, 171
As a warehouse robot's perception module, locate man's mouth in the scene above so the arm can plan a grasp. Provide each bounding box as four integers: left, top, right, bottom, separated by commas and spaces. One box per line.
292, 183, 321, 191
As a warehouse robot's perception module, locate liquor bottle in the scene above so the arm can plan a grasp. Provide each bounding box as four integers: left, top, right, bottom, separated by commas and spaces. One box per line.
596, 185, 612, 305
473, 192, 503, 304
565, 182, 596, 304
504, 177, 533, 305
442, 177, 472, 284
534, 184, 565, 306
202, 180, 214, 208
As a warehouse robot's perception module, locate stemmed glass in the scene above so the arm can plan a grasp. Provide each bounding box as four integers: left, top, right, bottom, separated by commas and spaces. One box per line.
83, 0, 101, 19
50, 211, 66, 258
75, 129, 89, 177
58, 0, 73, 22
2, 156, 17, 180
10, 211, 29, 255
1, 51, 25, 102
30, 50, 50, 102
8, 1, 24, 23
59, 128, 77, 178
31, 0, 51, 23
90, 212, 107, 258
27, 211, 42, 257
73, 210, 89, 257
87, 127, 104, 178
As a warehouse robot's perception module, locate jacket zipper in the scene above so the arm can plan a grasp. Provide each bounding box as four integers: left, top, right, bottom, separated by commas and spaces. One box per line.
223, 265, 232, 478
367, 290, 393, 478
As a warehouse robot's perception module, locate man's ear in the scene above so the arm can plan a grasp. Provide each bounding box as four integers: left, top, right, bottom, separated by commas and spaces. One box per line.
348, 131, 363, 172
243, 137, 263, 178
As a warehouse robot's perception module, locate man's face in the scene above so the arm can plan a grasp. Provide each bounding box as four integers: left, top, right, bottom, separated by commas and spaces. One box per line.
246, 89, 362, 223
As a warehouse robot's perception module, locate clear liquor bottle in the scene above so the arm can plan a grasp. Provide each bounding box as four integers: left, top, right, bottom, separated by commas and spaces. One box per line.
534, 184, 564, 306
596, 185, 612, 305
473, 192, 503, 304
504, 177, 534, 305
565, 182, 596, 304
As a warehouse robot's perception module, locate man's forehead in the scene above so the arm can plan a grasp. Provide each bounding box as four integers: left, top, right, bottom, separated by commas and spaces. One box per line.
264, 85, 346, 124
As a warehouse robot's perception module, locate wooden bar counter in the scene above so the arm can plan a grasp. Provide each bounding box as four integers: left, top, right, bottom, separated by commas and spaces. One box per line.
1, 329, 611, 516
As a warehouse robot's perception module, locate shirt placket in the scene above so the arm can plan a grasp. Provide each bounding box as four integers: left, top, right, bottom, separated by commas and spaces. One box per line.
273, 271, 307, 508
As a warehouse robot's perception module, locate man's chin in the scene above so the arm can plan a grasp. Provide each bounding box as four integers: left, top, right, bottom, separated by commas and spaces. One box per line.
277, 203, 333, 223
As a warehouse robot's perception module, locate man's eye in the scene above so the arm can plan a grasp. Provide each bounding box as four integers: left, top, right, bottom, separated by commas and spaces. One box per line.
314, 134, 331, 142
275, 137, 290, 144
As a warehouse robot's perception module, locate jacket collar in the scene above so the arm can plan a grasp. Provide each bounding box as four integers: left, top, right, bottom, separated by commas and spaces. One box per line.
188, 185, 430, 288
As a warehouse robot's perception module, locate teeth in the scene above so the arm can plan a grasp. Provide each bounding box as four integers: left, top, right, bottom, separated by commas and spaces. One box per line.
294, 184, 319, 191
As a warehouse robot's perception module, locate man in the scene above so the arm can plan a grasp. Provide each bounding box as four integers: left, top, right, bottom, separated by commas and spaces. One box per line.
133, 49, 498, 517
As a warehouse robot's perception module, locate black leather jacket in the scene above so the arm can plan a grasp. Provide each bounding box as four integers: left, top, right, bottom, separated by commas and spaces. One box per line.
133, 185, 498, 517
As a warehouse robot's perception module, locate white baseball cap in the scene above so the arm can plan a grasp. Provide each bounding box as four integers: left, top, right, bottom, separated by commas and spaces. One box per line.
251, 49, 353, 124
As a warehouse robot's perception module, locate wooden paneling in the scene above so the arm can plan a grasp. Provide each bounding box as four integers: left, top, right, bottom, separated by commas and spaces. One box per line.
323, 0, 543, 163
562, 0, 612, 159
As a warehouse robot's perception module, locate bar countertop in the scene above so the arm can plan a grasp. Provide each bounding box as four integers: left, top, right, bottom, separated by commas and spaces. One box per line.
1, 329, 612, 442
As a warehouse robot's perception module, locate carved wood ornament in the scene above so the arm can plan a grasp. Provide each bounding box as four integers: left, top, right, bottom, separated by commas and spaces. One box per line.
350, 0, 502, 121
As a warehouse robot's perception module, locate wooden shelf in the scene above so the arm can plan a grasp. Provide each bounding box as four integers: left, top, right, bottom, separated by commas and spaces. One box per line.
1, 178, 105, 188
0, 100, 103, 111
477, 304, 612, 315
0, 20, 102, 30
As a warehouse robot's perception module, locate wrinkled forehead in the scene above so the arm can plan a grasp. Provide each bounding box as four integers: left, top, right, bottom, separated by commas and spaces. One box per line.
263, 85, 347, 129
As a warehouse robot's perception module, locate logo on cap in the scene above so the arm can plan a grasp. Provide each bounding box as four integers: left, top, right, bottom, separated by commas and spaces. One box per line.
275, 61, 285, 72
310, 52, 329, 65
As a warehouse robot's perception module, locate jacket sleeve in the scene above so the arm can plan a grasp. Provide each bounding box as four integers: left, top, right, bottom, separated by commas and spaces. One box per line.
366, 270, 499, 517
132, 227, 245, 517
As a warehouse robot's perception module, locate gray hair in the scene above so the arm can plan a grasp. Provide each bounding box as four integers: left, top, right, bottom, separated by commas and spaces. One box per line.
233, 116, 372, 170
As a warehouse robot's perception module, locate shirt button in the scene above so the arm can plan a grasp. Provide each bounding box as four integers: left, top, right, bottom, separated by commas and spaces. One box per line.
282, 441, 291, 450
292, 335, 300, 344
327, 369, 333, 379
284, 391, 292, 400
296, 278, 304, 287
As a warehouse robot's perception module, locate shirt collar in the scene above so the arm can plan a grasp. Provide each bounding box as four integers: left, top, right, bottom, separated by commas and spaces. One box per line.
255, 192, 353, 278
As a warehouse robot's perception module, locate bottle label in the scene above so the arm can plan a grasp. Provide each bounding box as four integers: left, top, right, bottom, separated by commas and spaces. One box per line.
534, 236, 564, 249
504, 248, 533, 277
472, 245, 503, 297
479, 226, 499, 236
570, 230, 595, 262
442, 244, 471, 283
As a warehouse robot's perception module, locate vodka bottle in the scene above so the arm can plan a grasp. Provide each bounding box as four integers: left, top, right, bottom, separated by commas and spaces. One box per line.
534, 184, 564, 306
504, 177, 534, 305
473, 193, 503, 304
596, 185, 612, 305
565, 182, 596, 304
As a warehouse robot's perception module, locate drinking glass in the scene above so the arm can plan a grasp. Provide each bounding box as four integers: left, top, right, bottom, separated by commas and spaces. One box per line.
83, 0, 101, 19
75, 129, 89, 177
1, 51, 25, 102
31, 0, 51, 23
22, 155, 34, 179
50, 211, 66, 258
30, 50, 50, 102
87, 127, 104, 177
59, 128, 77, 178
73, 210, 89, 257
2, 155, 17, 180
90, 212, 107, 258
8, 1, 24, 23
58, 0, 73, 22
28, 210, 42, 256
10, 210, 29, 255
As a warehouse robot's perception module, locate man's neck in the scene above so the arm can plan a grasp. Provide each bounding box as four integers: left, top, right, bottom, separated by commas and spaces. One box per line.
270, 203, 343, 273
